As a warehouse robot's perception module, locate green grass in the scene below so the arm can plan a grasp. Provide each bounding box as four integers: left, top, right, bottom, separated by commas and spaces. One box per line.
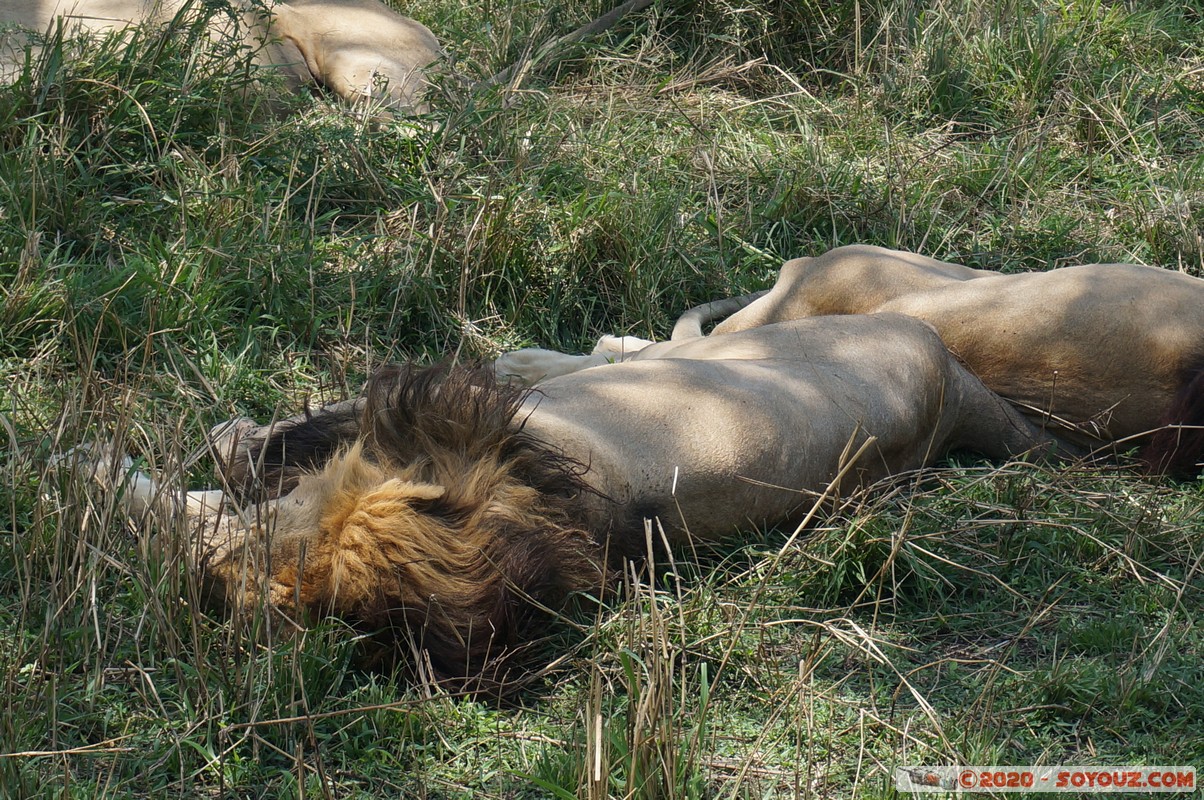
1, 0, 1202, 796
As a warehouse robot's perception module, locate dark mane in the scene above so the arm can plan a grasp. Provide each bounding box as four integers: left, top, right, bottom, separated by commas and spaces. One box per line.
208, 363, 610, 688
219, 363, 596, 508
215, 401, 364, 503
354, 363, 606, 685
362, 362, 593, 506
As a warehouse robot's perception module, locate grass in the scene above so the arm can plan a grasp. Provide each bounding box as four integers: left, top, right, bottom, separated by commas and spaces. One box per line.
1, 0, 1202, 795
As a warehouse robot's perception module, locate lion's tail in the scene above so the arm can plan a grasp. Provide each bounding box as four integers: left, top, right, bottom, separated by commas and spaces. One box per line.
670, 290, 769, 340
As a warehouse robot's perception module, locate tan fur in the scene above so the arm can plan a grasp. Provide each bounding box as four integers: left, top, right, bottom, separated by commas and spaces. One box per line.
1, 0, 441, 114
81, 315, 1070, 684
705, 245, 1204, 450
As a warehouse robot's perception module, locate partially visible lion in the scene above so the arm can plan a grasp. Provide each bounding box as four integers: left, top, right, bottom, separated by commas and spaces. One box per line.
70, 314, 1069, 685
1, 0, 441, 114
505, 245, 1204, 474
705, 245, 1204, 473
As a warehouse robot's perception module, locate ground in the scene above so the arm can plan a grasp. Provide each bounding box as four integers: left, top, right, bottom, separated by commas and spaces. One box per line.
0, 0, 1202, 796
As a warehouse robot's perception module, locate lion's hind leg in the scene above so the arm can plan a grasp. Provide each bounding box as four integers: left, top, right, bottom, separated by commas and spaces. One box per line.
495, 334, 655, 386
494, 348, 612, 385
1139, 361, 1204, 477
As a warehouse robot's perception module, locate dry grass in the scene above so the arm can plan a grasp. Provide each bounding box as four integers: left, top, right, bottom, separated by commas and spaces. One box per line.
1, 0, 1202, 795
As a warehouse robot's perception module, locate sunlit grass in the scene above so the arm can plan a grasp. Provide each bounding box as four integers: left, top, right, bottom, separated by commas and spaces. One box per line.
0, 0, 1201, 795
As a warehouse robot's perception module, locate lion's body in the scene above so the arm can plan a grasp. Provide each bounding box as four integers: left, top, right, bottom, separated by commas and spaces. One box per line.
515, 314, 1064, 542
701, 246, 1204, 470
1, 0, 441, 112
86, 314, 1066, 682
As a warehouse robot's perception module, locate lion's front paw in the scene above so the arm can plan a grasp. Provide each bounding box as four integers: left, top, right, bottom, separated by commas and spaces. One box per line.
51, 443, 135, 490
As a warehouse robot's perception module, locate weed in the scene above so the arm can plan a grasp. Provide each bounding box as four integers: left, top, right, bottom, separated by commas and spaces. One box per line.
1, 0, 1202, 795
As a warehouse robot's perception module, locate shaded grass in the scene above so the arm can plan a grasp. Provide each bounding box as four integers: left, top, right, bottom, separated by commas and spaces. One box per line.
1, 0, 1203, 795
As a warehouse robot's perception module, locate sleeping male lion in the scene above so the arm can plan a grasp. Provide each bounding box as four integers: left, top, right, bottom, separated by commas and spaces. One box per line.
71, 314, 1068, 684
505, 245, 1204, 475
1, 0, 441, 114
